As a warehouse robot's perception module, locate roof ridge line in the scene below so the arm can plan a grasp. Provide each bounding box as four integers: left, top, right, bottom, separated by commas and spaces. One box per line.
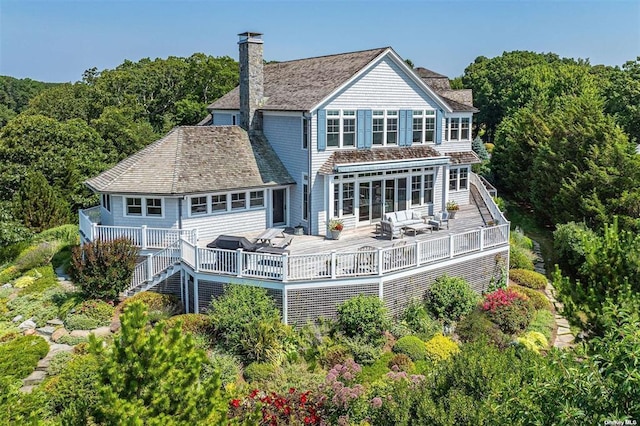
267, 46, 389, 65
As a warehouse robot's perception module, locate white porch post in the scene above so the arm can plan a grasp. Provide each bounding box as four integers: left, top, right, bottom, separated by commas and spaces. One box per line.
326, 175, 335, 235
141, 225, 147, 249
330, 250, 337, 279
479, 227, 485, 251
146, 253, 153, 282
236, 249, 243, 277
449, 234, 455, 258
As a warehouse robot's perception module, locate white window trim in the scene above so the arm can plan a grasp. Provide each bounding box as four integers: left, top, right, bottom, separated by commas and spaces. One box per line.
326, 109, 357, 149
302, 117, 309, 150
412, 110, 436, 144
445, 115, 472, 142
187, 190, 266, 218
449, 166, 469, 192
123, 197, 165, 219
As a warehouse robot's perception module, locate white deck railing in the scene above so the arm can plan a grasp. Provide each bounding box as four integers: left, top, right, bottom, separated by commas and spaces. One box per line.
79, 209, 198, 248
470, 173, 508, 226
83, 172, 510, 289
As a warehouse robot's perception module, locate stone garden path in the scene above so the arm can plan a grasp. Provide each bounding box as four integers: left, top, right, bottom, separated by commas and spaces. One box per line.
531, 241, 576, 349
19, 266, 112, 392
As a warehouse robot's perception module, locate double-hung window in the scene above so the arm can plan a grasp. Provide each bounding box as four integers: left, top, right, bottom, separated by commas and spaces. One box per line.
342, 111, 356, 147
386, 111, 398, 145
412, 110, 436, 143
327, 110, 340, 147
411, 176, 421, 205
146, 198, 162, 217
373, 111, 384, 145
424, 174, 434, 203
211, 194, 227, 212
412, 111, 423, 144
449, 167, 469, 191
302, 117, 309, 149
446, 117, 471, 141
461, 117, 470, 140
342, 182, 354, 215
231, 192, 246, 210
326, 110, 356, 148
102, 194, 111, 212
249, 191, 264, 208
126, 198, 142, 216
191, 196, 207, 215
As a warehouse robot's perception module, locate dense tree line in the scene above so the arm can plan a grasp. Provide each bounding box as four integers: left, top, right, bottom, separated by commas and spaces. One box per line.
0, 54, 238, 239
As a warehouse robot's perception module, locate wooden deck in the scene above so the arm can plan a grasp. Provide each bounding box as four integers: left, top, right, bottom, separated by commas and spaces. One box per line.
239, 204, 486, 255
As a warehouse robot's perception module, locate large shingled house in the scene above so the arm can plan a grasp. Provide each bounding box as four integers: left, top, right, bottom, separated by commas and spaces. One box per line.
80, 32, 509, 324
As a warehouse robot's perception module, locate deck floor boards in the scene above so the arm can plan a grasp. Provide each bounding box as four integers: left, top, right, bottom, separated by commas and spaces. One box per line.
222, 204, 487, 256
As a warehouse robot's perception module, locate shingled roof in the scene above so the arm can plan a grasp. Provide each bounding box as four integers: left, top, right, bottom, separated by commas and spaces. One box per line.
209, 47, 389, 111
85, 126, 294, 195
318, 146, 444, 174
448, 151, 481, 165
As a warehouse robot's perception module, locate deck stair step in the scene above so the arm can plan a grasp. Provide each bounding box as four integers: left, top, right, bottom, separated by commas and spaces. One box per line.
125, 261, 181, 297
470, 184, 494, 225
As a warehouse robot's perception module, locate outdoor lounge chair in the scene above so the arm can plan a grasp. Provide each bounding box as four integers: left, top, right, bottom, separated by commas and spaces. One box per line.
428, 211, 450, 230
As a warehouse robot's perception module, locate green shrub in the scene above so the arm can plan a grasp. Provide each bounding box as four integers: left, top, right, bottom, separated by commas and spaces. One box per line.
58, 292, 85, 319
337, 294, 389, 345
456, 308, 511, 349
388, 353, 414, 372
509, 269, 547, 289
47, 351, 75, 376
204, 352, 240, 387
343, 336, 381, 365
320, 344, 351, 369
553, 221, 597, 272
243, 362, 276, 384
165, 313, 213, 335
0, 335, 49, 379
424, 333, 459, 362
509, 245, 535, 270
14, 241, 60, 272
13, 275, 35, 288
510, 228, 534, 250
516, 331, 548, 353
393, 335, 428, 361
426, 275, 479, 324
119, 291, 183, 324
358, 352, 394, 383
510, 284, 551, 310
70, 237, 138, 302
44, 354, 101, 420
399, 298, 441, 340
33, 224, 79, 246
20, 266, 59, 294
7, 288, 64, 327
0, 265, 20, 284
526, 309, 555, 341
64, 314, 101, 331
75, 299, 115, 322
208, 284, 280, 357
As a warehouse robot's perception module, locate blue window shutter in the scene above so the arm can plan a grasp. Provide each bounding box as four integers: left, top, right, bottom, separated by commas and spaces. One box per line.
364, 110, 373, 148
404, 109, 413, 146
357, 110, 365, 149
436, 110, 442, 145
317, 110, 326, 151
398, 110, 406, 146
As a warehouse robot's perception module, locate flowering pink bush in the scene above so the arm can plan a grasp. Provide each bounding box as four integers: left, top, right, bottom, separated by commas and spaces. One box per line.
481, 288, 523, 312
481, 288, 534, 334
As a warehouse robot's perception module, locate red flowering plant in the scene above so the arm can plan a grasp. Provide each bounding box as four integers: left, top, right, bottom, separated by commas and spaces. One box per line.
481, 288, 534, 335
228, 387, 323, 425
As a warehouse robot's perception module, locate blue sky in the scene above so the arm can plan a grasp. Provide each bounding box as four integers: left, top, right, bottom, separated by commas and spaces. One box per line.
1, 0, 638, 83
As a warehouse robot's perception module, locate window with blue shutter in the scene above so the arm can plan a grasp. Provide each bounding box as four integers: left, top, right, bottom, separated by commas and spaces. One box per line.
357, 110, 365, 149
317, 109, 327, 151
364, 110, 373, 148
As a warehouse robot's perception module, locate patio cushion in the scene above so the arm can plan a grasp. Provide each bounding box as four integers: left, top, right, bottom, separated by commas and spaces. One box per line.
397, 211, 409, 222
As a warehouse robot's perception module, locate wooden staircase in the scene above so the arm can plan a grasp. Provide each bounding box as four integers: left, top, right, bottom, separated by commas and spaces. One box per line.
470, 183, 495, 225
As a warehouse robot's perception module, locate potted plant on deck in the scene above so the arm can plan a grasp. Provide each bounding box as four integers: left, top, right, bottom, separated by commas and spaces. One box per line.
446, 200, 459, 219
328, 218, 344, 240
